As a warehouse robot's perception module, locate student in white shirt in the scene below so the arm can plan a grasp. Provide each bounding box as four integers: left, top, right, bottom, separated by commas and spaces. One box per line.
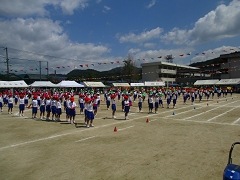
111, 94, 117, 118
56, 97, 62, 121
18, 94, 25, 116
29, 95, 38, 119
69, 97, 76, 124
7, 94, 14, 114
85, 98, 94, 128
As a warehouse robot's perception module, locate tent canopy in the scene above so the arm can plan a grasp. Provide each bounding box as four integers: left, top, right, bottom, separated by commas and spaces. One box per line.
0, 80, 29, 88
83, 81, 105, 87
144, 81, 165, 86
112, 83, 130, 87
30, 81, 57, 87
216, 78, 240, 85
130, 83, 145, 87
194, 79, 219, 86
56, 81, 84, 88
194, 80, 207, 86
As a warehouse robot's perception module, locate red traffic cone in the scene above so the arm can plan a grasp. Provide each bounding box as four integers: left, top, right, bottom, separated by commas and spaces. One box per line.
114, 126, 118, 132
146, 118, 149, 123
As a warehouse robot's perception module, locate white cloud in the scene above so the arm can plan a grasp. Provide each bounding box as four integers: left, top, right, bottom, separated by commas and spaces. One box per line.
60, 0, 89, 15
146, 0, 156, 9
102, 5, 111, 13
0, 0, 90, 17
143, 43, 156, 48
161, 28, 190, 45
160, 0, 240, 45
190, 46, 238, 63
0, 18, 110, 73
119, 27, 163, 43
65, 20, 72, 24
128, 48, 141, 54
189, 0, 240, 43
132, 47, 194, 66
104, 5, 111, 11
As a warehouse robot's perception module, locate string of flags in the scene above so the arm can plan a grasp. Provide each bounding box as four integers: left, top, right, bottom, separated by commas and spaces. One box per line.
2, 48, 240, 73
3, 57, 240, 74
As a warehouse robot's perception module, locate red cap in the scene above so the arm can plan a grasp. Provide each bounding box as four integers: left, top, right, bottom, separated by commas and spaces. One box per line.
111, 94, 116, 99
84, 97, 91, 102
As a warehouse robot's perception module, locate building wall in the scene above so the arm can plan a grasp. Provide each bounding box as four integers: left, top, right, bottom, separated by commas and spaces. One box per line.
221, 57, 240, 79
141, 62, 197, 85
142, 65, 158, 81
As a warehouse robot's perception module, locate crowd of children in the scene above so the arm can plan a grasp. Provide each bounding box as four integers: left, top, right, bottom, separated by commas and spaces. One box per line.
0, 87, 233, 128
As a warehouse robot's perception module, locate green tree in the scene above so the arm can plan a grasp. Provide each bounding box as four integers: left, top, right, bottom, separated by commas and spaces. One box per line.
122, 54, 139, 83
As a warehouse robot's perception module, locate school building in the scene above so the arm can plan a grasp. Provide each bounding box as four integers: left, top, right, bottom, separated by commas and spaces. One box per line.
141, 61, 199, 87
141, 51, 240, 87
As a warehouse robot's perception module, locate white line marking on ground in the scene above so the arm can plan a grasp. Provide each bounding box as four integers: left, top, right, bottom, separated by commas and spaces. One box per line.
232, 117, 240, 124
164, 106, 201, 118
207, 105, 240, 122
183, 100, 240, 120
0, 129, 91, 151
1, 97, 239, 151
118, 125, 134, 131
75, 136, 96, 142
162, 117, 240, 126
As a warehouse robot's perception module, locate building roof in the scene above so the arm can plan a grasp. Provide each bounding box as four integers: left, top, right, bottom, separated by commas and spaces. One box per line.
141, 61, 199, 69
83, 81, 106, 87
0, 80, 29, 88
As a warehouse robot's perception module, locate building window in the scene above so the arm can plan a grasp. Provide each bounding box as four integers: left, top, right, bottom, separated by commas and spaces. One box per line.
158, 74, 175, 78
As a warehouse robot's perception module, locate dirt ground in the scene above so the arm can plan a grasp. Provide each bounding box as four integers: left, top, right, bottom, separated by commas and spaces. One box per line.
1, 93, 240, 180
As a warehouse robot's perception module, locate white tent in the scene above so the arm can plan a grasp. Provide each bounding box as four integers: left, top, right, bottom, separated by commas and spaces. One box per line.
203, 79, 219, 85
216, 78, 240, 85
144, 81, 165, 86
112, 83, 130, 87
83, 81, 106, 87
30, 81, 57, 87
194, 79, 219, 86
56, 80, 84, 88
194, 80, 207, 86
0, 80, 29, 88
130, 83, 145, 87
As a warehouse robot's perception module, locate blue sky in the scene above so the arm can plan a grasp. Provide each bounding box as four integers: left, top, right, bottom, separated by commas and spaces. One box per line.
0, 0, 240, 75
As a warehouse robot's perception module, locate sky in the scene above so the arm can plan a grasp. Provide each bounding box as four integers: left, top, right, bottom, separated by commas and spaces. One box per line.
0, 0, 240, 75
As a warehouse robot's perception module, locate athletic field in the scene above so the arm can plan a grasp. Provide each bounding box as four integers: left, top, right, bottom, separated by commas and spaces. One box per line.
1, 94, 240, 180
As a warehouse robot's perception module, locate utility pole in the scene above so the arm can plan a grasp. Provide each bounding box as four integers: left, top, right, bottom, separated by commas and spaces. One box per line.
39, 61, 42, 81
4, 47, 9, 79
47, 61, 49, 78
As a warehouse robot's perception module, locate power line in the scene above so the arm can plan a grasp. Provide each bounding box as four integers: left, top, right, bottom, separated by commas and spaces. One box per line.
6, 56, 48, 62
8, 47, 91, 63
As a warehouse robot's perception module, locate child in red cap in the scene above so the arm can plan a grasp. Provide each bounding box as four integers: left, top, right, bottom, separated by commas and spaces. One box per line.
18, 94, 25, 116
56, 96, 62, 121
69, 97, 76, 124
28, 95, 38, 119
124, 95, 129, 120
85, 97, 94, 128
7, 94, 13, 114
111, 94, 117, 119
